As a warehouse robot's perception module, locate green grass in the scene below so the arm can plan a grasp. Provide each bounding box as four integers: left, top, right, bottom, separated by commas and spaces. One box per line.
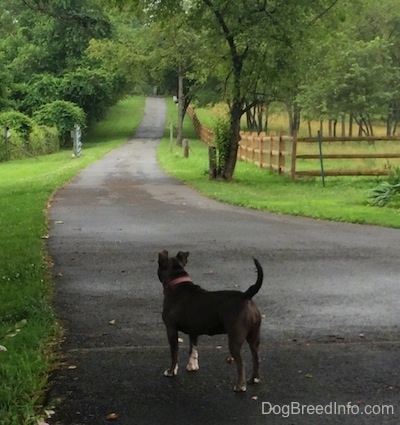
0, 96, 146, 425
158, 99, 400, 228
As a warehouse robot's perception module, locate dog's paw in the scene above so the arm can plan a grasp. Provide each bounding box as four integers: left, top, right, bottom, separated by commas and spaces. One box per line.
186, 362, 199, 372
233, 383, 247, 392
163, 365, 178, 377
186, 350, 199, 371
248, 377, 261, 385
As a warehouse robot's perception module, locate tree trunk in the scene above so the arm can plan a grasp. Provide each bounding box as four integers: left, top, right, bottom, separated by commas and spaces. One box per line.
176, 63, 184, 146
222, 100, 242, 180
348, 114, 353, 137
341, 114, 346, 137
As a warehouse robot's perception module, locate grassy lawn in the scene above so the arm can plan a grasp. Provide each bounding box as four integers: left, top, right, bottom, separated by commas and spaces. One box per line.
158, 99, 400, 228
0, 96, 145, 425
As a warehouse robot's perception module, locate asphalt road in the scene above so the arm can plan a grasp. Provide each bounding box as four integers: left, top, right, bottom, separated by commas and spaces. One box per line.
47, 97, 400, 425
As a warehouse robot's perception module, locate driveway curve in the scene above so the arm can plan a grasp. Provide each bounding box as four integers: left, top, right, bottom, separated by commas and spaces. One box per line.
48, 97, 399, 425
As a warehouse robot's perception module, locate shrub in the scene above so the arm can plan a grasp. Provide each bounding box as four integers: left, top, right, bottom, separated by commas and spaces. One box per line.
0, 110, 34, 139
29, 125, 59, 155
34, 100, 86, 148
213, 116, 231, 176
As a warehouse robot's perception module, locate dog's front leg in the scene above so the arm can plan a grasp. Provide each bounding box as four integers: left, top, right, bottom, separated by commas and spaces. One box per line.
186, 335, 199, 372
164, 328, 179, 377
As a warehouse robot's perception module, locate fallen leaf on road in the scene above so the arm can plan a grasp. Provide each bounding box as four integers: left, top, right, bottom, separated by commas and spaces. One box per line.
106, 412, 118, 420
252, 396, 258, 401
305, 373, 313, 379
67, 365, 77, 370
55, 221, 64, 224
109, 319, 116, 325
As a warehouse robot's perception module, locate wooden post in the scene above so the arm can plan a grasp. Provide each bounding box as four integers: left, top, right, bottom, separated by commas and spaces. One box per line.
269, 136, 274, 172
3, 126, 10, 161
259, 134, 265, 168
278, 136, 285, 174
183, 139, 189, 158
290, 131, 297, 182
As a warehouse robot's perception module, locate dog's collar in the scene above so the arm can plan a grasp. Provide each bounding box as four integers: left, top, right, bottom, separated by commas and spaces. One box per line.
165, 275, 192, 292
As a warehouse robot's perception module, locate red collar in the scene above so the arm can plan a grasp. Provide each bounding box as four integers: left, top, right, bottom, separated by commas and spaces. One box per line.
165, 276, 192, 293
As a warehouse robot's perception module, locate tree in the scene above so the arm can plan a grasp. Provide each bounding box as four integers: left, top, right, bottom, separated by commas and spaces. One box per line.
297, 0, 400, 136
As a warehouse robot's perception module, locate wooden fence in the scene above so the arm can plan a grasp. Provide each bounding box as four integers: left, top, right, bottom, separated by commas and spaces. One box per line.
186, 106, 400, 181
238, 131, 296, 179
238, 133, 400, 181
186, 106, 213, 144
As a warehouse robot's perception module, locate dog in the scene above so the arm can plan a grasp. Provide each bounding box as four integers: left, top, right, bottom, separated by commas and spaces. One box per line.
157, 250, 264, 392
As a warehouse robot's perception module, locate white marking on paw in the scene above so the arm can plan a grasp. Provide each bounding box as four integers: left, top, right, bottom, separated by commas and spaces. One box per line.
164, 364, 178, 377
186, 348, 199, 371
234, 384, 247, 392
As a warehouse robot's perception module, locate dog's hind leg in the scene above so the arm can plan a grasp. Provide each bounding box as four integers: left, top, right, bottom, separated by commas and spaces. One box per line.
228, 336, 247, 392
164, 328, 179, 377
246, 326, 261, 385
186, 335, 199, 371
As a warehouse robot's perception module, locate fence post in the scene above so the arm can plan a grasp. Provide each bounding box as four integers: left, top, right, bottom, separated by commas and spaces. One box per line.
3, 126, 11, 161
290, 131, 297, 182
71, 124, 82, 158
317, 130, 326, 187
183, 138, 189, 158
269, 136, 274, 172
278, 136, 285, 174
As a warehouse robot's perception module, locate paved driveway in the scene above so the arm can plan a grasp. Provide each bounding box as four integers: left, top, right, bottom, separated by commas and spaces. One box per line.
47, 97, 399, 425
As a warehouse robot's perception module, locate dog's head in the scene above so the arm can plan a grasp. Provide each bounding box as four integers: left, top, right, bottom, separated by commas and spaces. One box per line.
157, 250, 189, 285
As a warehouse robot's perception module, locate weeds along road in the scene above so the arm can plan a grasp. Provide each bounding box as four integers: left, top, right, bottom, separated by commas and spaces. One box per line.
47, 97, 400, 425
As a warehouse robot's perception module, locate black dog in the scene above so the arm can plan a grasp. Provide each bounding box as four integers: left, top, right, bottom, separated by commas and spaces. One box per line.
157, 250, 264, 392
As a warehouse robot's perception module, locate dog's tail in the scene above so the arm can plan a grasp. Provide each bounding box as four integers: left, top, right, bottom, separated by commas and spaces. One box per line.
243, 258, 264, 299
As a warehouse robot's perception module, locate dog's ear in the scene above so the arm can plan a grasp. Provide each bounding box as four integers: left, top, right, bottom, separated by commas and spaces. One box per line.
158, 250, 169, 265
176, 251, 189, 266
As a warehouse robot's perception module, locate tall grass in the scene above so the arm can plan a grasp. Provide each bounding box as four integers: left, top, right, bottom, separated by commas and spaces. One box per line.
0, 96, 146, 424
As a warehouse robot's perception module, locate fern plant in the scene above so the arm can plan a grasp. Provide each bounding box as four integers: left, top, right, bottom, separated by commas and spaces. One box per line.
369, 167, 400, 207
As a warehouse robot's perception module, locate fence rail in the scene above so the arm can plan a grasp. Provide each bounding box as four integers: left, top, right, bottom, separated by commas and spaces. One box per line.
186, 106, 213, 145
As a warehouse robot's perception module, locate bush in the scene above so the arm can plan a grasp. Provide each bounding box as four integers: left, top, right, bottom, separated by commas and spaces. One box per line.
0, 110, 34, 139
213, 116, 231, 176
0, 124, 59, 161
34, 100, 86, 148
29, 126, 59, 155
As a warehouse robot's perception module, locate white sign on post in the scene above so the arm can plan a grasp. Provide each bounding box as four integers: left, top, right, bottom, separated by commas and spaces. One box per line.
72, 124, 82, 158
